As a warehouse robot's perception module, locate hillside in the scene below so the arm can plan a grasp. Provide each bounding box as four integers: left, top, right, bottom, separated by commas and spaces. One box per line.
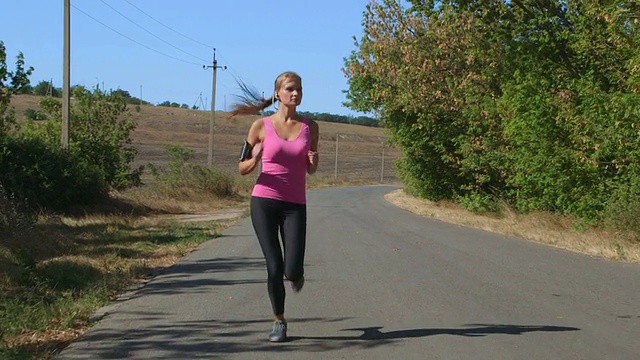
9, 95, 401, 181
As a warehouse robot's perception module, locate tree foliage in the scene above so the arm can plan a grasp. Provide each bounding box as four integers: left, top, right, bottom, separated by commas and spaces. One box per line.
344, 0, 640, 224
0, 41, 16, 136
20, 86, 142, 189
297, 111, 379, 127
33, 80, 60, 97
9, 51, 34, 94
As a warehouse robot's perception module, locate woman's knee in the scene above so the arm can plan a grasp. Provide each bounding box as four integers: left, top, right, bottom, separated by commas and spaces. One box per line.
284, 270, 303, 282
267, 265, 284, 280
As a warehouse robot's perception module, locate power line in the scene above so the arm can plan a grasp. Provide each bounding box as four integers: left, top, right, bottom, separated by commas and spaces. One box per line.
215, 49, 247, 83
123, 0, 214, 50
121, 0, 258, 97
71, 4, 202, 66
78, 2, 258, 109
98, 0, 210, 64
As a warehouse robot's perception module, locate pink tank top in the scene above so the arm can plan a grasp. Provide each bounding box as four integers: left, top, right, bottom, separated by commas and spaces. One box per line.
252, 117, 310, 204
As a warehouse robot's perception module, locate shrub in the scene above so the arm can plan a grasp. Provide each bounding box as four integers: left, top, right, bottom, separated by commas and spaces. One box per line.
23, 108, 46, 120
21, 87, 142, 190
457, 191, 499, 214
343, 1, 640, 226
603, 182, 640, 233
148, 144, 240, 199
0, 183, 36, 235
0, 136, 108, 211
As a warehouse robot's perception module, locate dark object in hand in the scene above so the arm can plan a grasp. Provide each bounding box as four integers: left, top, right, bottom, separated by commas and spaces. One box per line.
239, 140, 253, 161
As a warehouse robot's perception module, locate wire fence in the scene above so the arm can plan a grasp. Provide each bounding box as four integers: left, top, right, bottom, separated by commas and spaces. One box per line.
133, 131, 402, 183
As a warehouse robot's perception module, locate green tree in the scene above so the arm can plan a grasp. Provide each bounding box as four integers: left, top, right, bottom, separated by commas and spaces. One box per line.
112, 89, 131, 98
344, 0, 506, 200
9, 51, 34, 94
344, 0, 640, 223
33, 80, 60, 97
21, 86, 142, 189
0, 41, 18, 136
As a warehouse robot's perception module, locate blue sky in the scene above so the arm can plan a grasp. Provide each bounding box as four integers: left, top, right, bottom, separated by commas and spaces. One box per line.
2, 0, 371, 116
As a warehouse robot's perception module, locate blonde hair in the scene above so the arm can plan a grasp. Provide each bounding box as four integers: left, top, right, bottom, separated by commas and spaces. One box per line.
230, 71, 302, 116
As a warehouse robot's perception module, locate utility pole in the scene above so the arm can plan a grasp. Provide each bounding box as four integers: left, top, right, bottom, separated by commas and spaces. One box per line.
62, 0, 70, 148
203, 48, 226, 167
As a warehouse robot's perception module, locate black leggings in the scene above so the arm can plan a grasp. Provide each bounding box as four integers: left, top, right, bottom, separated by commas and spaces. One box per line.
250, 196, 307, 316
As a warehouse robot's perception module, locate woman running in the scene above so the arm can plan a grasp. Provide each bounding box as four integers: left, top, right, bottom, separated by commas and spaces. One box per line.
233, 71, 319, 342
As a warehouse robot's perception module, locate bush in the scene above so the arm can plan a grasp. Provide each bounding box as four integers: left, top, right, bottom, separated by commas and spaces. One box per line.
181, 164, 237, 198
603, 182, 640, 233
23, 108, 46, 120
0, 183, 36, 235
0, 137, 108, 211
343, 1, 640, 226
457, 191, 499, 214
148, 144, 239, 199
21, 87, 142, 190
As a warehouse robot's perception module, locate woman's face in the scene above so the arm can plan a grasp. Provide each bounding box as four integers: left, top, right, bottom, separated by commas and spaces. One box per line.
276, 77, 302, 107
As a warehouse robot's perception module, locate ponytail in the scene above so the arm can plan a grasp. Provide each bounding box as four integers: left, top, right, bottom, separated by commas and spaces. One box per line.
229, 72, 301, 117
229, 79, 276, 117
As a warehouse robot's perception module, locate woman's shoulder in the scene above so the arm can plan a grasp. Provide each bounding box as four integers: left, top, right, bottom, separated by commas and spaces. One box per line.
300, 117, 317, 126
251, 117, 267, 129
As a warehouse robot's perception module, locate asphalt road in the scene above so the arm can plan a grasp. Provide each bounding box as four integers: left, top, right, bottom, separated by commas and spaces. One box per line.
57, 185, 640, 359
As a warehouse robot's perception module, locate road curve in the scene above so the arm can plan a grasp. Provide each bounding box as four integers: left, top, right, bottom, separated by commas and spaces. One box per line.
57, 185, 640, 359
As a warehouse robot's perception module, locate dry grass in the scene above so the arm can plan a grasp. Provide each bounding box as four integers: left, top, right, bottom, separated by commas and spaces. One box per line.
10, 94, 402, 183
0, 209, 242, 359
386, 189, 640, 263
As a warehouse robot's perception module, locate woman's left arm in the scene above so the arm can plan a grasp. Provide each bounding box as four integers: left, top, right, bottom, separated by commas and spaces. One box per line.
307, 120, 319, 175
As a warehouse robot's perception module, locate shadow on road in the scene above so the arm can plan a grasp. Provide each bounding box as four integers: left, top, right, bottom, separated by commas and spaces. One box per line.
57, 319, 580, 358
56, 255, 583, 357
125, 257, 267, 297
289, 323, 580, 342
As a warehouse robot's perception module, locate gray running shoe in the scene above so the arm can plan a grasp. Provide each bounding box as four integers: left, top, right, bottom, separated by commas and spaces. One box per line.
291, 276, 305, 293
268, 320, 287, 342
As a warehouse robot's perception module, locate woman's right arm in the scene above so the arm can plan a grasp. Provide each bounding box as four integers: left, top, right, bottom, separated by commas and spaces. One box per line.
238, 118, 264, 175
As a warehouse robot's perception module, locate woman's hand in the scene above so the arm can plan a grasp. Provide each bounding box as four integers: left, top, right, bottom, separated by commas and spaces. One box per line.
307, 120, 320, 175
308, 150, 318, 166
307, 150, 319, 174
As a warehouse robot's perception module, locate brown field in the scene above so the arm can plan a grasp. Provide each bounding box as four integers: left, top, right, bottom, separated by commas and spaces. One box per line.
9, 95, 401, 183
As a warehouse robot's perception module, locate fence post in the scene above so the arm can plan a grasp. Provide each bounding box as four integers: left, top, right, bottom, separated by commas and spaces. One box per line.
381, 142, 385, 182
334, 134, 339, 179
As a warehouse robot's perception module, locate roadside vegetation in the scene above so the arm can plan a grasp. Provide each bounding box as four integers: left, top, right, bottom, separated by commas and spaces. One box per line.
0, 41, 246, 359
0, 122, 253, 359
3, 3, 640, 355
343, 1, 640, 254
